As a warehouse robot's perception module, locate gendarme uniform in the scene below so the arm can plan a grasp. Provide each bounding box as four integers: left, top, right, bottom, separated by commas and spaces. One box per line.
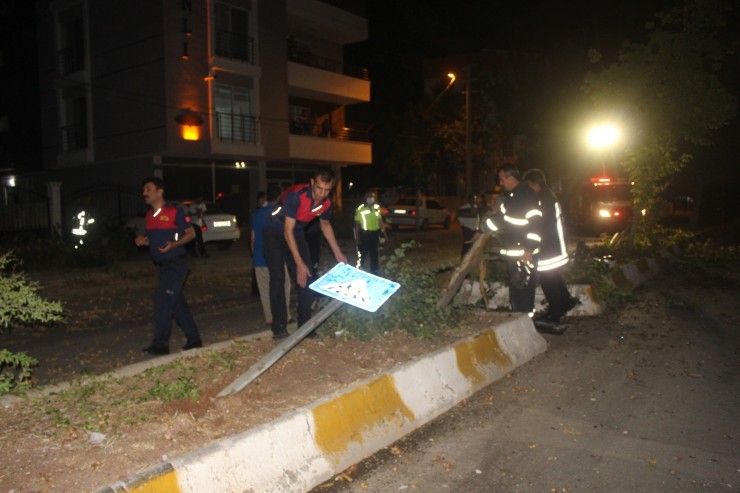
354, 201, 383, 275
483, 182, 543, 315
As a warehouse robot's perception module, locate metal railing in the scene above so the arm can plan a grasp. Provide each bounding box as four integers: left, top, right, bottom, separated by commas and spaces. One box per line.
288, 48, 369, 80
59, 123, 88, 152
215, 30, 255, 63
57, 46, 85, 76
215, 112, 257, 144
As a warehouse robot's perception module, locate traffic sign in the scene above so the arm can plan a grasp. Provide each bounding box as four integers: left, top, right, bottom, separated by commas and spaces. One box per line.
309, 263, 400, 312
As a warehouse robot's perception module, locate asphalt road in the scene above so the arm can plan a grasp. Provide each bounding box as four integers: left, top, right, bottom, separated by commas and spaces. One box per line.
321, 258, 740, 492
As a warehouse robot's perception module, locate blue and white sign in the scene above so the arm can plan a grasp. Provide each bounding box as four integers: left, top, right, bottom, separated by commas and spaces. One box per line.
309, 263, 400, 312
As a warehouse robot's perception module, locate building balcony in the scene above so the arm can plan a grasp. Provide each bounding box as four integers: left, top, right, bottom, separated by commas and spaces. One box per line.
289, 129, 371, 166
288, 60, 370, 105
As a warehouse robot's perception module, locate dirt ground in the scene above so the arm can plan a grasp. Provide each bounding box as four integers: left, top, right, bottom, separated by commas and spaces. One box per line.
1, 228, 470, 492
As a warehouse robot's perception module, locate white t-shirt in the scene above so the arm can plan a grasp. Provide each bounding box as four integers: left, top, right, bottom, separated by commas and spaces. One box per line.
188, 201, 206, 226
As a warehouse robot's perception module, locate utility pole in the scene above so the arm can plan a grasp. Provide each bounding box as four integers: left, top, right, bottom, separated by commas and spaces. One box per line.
465, 65, 472, 196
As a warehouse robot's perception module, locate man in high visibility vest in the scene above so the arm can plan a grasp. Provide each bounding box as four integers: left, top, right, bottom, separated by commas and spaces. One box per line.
354, 191, 387, 275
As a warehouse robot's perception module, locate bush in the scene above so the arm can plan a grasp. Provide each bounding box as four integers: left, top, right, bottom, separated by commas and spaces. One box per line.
0, 252, 64, 395
323, 241, 455, 340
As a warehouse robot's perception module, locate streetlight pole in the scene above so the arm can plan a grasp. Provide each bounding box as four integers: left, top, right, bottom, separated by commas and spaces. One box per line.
465, 65, 472, 196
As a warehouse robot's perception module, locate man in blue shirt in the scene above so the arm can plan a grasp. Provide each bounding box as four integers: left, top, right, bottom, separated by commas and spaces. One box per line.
134, 176, 203, 355
251, 185, 291, 327
263, 168, 347, 339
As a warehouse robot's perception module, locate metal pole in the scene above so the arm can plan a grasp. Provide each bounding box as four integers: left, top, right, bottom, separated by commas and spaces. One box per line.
465, 65, 472, 196
217, 298, 344, 397
211, 161, 216, 203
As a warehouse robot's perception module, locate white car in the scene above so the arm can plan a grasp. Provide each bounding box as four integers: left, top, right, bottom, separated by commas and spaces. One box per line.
125, 202, 241, 249
383, 197, 451, 231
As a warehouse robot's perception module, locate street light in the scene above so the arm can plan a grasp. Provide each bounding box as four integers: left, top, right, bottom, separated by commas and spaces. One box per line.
587, 124, 619, 176
447, 68, 472, 195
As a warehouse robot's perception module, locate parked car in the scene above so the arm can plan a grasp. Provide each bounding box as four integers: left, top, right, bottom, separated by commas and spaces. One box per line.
383, 197, 451, 231
125, 201, 241, 249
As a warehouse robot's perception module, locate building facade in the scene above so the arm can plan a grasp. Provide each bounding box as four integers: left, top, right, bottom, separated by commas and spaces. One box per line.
26, 0, 370, 232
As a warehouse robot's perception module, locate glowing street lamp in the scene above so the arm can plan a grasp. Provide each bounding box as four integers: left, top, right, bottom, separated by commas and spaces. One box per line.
587, 124, 620, 176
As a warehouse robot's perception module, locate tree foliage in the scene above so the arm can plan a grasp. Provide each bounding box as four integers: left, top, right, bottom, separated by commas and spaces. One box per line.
582, 0, 737, 240
0, 252, 64, 331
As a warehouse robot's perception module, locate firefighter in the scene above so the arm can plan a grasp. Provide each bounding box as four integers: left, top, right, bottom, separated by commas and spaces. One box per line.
482, 164, 543, 316
523, 169, 579, 324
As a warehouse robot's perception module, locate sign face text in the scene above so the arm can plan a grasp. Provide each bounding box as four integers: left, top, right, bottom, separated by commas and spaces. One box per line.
309, 263, 400, 312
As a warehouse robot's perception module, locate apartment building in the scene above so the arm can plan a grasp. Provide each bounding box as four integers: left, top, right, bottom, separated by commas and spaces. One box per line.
31, 0, 370, 231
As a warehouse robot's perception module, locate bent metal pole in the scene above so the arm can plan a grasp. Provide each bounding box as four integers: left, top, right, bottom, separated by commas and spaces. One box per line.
217, 298, 344, 397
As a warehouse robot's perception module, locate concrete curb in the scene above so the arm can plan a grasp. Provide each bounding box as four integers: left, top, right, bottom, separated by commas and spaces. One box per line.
453, 245, 683, 317
454, 281, 604, 317
605, 246, 680, 291
96, 314, 546, 493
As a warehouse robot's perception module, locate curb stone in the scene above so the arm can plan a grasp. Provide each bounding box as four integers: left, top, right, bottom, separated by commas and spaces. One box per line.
95, 314, 546, 493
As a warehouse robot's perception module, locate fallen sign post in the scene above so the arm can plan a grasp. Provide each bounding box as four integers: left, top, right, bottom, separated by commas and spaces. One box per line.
217, 263, 400, 397
437, 231, 492, 308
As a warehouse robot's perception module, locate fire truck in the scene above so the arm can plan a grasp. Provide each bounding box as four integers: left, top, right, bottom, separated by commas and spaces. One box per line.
565, 176, 633, 234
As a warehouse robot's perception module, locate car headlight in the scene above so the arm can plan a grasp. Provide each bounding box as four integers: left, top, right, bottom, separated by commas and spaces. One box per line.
598, 209, 612, 218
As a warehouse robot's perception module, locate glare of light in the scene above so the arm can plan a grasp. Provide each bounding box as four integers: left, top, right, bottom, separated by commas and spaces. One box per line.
234, 161, 246, 168
5, 176, 16, 187
587, 125, 619, 149
598, 209, 611, 218
181, 125, 200, 141
348, 182, 354, 190
447, 73, 456, 82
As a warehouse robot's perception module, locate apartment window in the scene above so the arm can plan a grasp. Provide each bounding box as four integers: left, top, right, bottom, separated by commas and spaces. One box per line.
57, 4, 86, 75
214, 2, 254, 63
214, 84, 256, 144
59, 92, 88, 152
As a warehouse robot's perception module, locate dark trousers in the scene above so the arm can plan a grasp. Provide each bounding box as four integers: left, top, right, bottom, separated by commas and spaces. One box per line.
506, 259, 538, 314
358, 229, 380, 275
461, 227, 477, 258
264, 231, 315, 334
539, 269, 572, 318
152, 255, 201, 348
189, 225, 206, 257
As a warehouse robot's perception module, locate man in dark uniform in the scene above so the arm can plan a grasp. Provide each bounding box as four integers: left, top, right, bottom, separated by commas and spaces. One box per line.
134, 176, 203, 355
263, 168, 347, 340
483, 164, 543, 316
524, 169, 578, 324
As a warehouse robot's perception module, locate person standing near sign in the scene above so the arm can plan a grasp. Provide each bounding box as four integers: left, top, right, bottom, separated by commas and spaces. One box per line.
354, 191, 386, 275
251, 185, 291, 327
134, 176, 203, 355
263, 168, 347, 340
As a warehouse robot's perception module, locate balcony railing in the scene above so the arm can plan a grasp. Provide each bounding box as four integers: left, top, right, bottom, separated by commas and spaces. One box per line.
57, 46, 85, 76
215, 112, 257, 144
59, 123, 88, 152
289, 121, 369, 142
215, 30, 255, 63
288, 47, 369, 80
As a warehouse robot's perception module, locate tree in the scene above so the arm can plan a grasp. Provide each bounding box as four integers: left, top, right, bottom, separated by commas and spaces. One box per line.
582, 0, 737, 242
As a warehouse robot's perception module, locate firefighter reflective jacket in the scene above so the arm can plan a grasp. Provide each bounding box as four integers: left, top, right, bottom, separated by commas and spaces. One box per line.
483, 182, 543, 258
536, 187, 569, 272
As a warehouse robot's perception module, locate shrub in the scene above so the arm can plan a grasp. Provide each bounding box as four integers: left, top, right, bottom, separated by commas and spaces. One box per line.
0, 252, 64, 395
323, 241, 455, 340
